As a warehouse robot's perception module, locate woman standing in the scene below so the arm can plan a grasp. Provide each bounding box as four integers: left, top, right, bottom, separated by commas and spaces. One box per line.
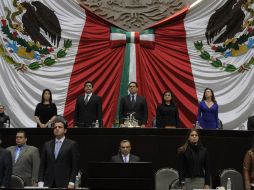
177, 129, 210, 190
156, 91, 179, 128
34, 89, 57, 128
197, 88, 219, 129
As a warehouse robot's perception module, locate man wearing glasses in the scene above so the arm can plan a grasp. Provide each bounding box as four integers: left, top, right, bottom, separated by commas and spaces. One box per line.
119, 81, 148, 127
74, 81, 102, 128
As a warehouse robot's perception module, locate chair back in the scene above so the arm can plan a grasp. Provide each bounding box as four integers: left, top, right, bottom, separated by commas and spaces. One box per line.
170, 178, 180, 190
155, 168, 178, 190
10, 175, 24, 188
219, 168, 244, 190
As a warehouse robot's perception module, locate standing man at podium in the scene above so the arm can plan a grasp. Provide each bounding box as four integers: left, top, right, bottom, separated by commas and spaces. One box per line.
74, 81, 103, 128
111, 139, 140, 163
119, 82, 148, 127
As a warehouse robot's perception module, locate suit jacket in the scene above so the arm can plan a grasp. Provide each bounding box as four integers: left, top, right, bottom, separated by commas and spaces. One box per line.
0, 147, 12, 188
38, 138, 79, 188
74, 94, 102, 127
111, 153, 140, 163
7, 145, 40, 186
248, 116, 254, 130
119, 95, 148, 125
0, 113, 10, 128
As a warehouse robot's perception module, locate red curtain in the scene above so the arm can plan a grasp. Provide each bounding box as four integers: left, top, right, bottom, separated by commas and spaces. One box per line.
64, 10, 125, 128
137, 10, 198, 128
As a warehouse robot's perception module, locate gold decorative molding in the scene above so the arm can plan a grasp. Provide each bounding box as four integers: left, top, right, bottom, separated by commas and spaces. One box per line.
79, 0, 186, 31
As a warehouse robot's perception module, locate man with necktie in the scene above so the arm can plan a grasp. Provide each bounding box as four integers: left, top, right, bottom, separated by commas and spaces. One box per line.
38, 117, 80, 188
119, 82, 148, 127
7, 131, 40, 186
74, 81, 103, 128
111, 139, 140, 163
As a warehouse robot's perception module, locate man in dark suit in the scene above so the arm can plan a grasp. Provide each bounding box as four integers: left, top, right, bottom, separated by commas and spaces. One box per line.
119, 82, 148, 127
74, 81, 103, 128
111, 139, 140, 163
38, 117, 79, 188
0, 105, 10, 128
7, 131, 40, 186
0, 135, 12, 188
248, 116, 254, 130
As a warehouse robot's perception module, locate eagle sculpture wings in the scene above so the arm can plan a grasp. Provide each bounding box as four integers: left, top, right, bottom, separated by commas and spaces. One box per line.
21, 1, 61, 47
205, 0, 245, 45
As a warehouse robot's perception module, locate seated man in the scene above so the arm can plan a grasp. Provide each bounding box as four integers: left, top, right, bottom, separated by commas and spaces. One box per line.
0, 105, 10, 128
248, 116, 254, 130
111, 139, 140, 163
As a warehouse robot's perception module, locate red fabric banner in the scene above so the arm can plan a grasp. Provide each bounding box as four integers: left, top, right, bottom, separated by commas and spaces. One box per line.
64, 10, 125, 128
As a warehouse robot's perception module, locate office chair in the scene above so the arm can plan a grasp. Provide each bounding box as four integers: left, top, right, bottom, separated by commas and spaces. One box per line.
155, 168, 179, 190
219, 168, 244, 190
10, 175, 25, 188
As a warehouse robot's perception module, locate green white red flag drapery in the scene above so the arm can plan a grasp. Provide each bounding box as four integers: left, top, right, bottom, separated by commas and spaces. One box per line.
1, 0, 254, 129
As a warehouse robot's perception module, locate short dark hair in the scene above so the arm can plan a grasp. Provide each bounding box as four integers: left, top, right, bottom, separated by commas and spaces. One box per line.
128, 81, 138, 88
84, 81, 93, 87
53, 116, 68, 129
119, 139, 131, 147
16, 130, 27, 138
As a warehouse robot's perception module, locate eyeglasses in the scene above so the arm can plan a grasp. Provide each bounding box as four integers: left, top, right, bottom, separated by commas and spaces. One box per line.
129, 86, 136, 88
85, 85, 92, 87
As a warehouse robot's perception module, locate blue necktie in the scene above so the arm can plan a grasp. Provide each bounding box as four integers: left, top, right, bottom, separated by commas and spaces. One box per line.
54, 141, 62, 159
15, 147, 21, 163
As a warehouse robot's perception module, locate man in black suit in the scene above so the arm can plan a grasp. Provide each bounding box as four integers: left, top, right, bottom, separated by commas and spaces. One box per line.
38, 117, 79, 188
119, 82, 148, 127
74, 81, 103, 127
0, 135, 12, 188
0, 105, 10, 128
111, 139, 140, 163
248, 116, 254, 130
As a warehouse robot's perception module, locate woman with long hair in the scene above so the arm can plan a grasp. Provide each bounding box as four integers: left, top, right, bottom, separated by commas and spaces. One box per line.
34, 89, 57, 128
156, 91, 179, 128
197, 88, 219, 129
177, 129, 210, 190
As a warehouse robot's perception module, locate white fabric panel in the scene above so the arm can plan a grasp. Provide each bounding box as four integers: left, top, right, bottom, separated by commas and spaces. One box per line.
185, 0, 254, 129
0, 0, 86, 127
129, 41, 137, 83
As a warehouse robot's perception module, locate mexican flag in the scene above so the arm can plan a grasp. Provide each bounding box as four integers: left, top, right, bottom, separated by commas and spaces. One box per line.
0, 0, 253, 129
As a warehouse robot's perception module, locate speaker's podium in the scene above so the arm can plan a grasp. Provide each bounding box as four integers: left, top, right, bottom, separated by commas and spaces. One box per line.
87, 162, 154, 190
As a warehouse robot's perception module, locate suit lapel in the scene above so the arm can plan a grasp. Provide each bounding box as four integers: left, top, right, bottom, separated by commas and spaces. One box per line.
10, 147, 16, 163
50, 140, 56, 160
119, 154, 124, 163
86, 94, 94, 105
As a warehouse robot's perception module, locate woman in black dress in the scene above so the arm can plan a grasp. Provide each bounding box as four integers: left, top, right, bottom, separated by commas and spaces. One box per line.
156, 91, 179, 128
34, 89, 57, 128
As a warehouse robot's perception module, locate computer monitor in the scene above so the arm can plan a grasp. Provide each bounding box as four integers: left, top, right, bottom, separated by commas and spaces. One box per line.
87, 162, 154, 190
